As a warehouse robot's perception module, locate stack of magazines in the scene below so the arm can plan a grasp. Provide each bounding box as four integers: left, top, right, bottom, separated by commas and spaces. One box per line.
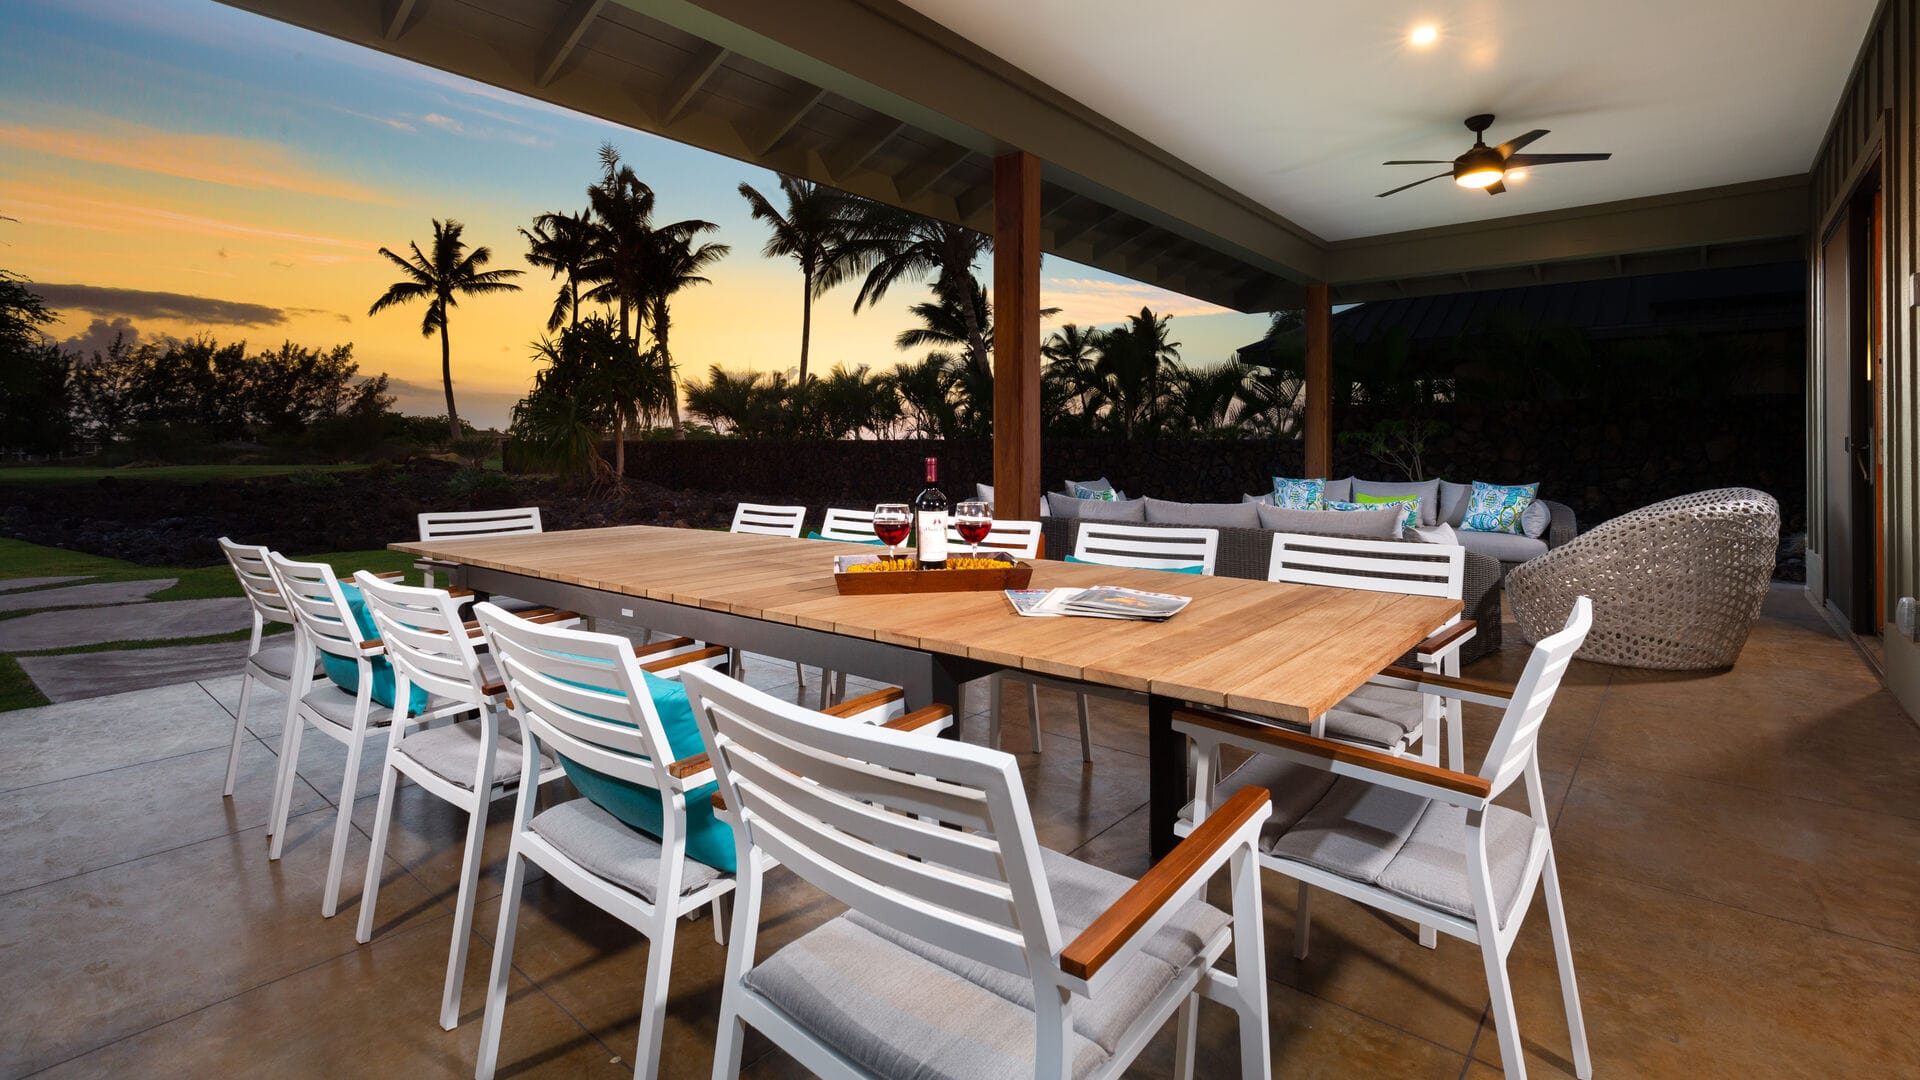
1004, 586, 1192, 621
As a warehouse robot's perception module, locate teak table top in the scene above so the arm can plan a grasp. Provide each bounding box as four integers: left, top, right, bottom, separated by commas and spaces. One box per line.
394, 525, 1460, 723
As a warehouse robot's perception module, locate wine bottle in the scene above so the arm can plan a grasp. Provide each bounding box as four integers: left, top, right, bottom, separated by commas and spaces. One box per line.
914, 456, 949, 570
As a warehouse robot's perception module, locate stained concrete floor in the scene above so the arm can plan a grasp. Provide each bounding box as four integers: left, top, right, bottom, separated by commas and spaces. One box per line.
0, 585, 1916, 1078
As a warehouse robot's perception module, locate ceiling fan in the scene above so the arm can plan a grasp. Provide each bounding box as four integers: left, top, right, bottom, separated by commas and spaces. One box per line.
1377, 114, 1612, 197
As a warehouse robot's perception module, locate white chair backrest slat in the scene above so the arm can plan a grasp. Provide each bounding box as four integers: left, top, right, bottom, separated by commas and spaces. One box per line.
1269, 533, 1464, 600
729, 503, 806, 538
1072, 523, 1219, 575
1481, 597, 1591, 795
478, 604, 679, 794
353, 572, 487, 708
219, 538, 293, 625
417, 507, 543, 542
680, 665, 1067, 984
818, 507, 877, 543
266, 553, 364, 661
945, 519, 1042, 559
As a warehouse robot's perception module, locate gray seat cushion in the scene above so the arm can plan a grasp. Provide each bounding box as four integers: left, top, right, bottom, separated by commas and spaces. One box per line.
248, 640, 302, 681
1268, 777, 1536, 927
1256, 503, 1402, 539
1142, 498, 1260, 529
1456, 529, 1550, 566
1352, 478, 1443, 526
1178, 756, 1338, 850
300, 682, 464, 727
1323, 681, 1427, 749
1045, 492, 1148, 522
528, 799, 727, 901
744, 846, 1230, 1080
396, 718, 550, 790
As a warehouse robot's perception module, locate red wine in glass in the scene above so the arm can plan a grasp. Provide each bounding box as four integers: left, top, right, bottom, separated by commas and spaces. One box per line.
955, 519, 992, 546
873, 520, 911, 548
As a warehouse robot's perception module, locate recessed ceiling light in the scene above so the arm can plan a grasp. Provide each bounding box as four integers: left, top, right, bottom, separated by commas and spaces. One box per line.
1410, 24, 1439, 47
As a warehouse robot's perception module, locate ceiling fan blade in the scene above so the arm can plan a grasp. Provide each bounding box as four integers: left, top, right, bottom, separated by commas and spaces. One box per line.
1382, 159, 1452, 165
1505, 152, 1612, 166
1375, 172, 1452, 198
1496, 129, 1549, 156
1485, 180, 1507, 195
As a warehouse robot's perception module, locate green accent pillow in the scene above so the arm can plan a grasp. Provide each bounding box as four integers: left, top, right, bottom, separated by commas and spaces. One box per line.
554, 668, 735, 874
1066, 555, 1203, 574
1328, 495, 1420, 530
320, 582, 429, 714
1461, 481, 1539, 535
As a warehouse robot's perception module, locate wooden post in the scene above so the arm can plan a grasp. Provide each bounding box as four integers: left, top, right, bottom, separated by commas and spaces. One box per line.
993, 150, 1042, 520
1303, 282, 1332, 479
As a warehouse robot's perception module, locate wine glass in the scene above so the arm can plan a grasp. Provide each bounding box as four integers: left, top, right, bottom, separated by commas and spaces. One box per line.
954, 499, 992, 559
872, 503, 911, 566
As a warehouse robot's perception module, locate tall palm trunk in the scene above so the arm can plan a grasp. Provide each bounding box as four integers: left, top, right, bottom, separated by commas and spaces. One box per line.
654, 297, 685, 439
796, 265, 814, 424
614, 414, 626, 478
568, 273, 579, 329
439, 319, 459, 441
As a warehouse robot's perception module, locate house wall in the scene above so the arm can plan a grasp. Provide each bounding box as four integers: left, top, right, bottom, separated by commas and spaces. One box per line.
1808, 0, 1920, 718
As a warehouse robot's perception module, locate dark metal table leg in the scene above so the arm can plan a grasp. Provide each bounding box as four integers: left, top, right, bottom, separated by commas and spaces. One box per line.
1148, 694, 1183, 861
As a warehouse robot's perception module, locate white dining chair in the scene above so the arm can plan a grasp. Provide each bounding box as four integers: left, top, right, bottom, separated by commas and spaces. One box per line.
816, 506, 877, 542
216, 537, 305, 800
469, 603, 748, 1080
1176, 598, 1596, 1080
416, 507, 546, 615
1267, 533, 1474, 767
993, 523, 1219, 762
678, 662, 1274, 1080
351, 572, 577, 1030
938, 518, 1045, 724
263, 553, 489, 918
727, 502, 810, 691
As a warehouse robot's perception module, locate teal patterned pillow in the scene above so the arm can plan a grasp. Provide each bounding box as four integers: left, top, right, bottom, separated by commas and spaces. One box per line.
1270, 477, 1325, 510
1329, 497, 1418, 530
1461, 481, 1539, 534
1073, 483, 1118, 501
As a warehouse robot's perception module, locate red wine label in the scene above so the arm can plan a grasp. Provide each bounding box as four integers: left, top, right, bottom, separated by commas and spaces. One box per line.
917, 511, 948, 561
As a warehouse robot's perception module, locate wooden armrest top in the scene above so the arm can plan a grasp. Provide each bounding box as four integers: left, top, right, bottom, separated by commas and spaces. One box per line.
1377, 664, 1513, 702
641, 645, 727, 674
823, 686, 905, 719
711, 789, 728, 811
480, 677, 505, 698
1415, 619, 1476, 655
880, 705, 952, 733
631, 636, 696, 658
1175, 706, 1493, 800
668, 753, 710, 779
1060, 785, 1270, 982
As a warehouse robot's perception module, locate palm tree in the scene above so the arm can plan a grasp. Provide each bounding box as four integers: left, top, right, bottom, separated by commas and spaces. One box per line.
641, 219, 729, 439
520, 209, 596, 332
1166, 358, 1255, 436
882, 356, 961, 439
368, 218, 522, 442
1042, 322, 1104, 422
846, 208, 991, 373
582, 144, 655, 343
737, 175, 863, 394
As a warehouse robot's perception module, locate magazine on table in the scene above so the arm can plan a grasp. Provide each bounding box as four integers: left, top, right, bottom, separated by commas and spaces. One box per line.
1004, 586, 1192, 621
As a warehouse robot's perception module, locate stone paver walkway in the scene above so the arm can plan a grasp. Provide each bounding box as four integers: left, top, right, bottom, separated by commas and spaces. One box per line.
0, 579, 175, 613
0, 576, 85, 593
18, 638, 261, 702
0, 597, 252, 652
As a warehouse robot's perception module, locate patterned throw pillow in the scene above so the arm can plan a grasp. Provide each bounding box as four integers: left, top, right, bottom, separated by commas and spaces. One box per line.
1073, 483, 1118, 501
1329, 497, 1419, 531
1461, 481, 1539, 534
1270, 477, 1326, 510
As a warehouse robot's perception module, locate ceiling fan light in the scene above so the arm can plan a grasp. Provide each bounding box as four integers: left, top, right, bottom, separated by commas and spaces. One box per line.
1455, 166, 1503, 188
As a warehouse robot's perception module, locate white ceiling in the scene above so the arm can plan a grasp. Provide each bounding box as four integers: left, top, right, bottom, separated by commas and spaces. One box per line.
899, 0, 1878, 242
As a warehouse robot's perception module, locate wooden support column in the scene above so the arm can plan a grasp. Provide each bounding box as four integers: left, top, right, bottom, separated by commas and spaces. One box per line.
1303, 282, 1332, 479
993, 150, 1042, 520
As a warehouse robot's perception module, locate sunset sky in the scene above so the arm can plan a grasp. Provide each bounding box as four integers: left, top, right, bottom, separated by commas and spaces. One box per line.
0, 0, 1269, 429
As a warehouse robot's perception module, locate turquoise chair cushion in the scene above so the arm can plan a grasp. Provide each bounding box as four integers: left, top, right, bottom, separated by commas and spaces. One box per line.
807, 530, 883, 544
1065, 555, 1203, 574
320, 582, 429, 714
555, 668, 735, 874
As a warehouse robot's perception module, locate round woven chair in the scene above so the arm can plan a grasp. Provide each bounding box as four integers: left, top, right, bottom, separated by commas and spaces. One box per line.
1506, 488, 1780, 670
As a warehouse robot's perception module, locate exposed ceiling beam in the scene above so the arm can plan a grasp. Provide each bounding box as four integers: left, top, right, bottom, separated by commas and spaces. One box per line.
1040, 191, 1083, 222
826, 119, 906, 181
1090, 225, 1152, 261
896, 144, 971, 201
660, 43, 730, 126
1057, 207, 1125, 248
535, 0, 609, 88
379, 0, 418, 40
756, 87, 825, 155
954, 183, 992, 221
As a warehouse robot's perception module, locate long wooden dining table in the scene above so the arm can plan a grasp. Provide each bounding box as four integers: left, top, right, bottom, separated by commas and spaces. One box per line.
393, 524, 1459, 859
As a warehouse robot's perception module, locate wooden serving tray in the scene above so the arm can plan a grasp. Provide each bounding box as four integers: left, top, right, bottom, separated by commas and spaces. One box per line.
832, 552, 1034, 595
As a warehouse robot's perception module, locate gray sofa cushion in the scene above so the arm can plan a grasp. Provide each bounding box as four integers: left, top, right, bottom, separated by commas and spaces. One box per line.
1352, 478, 1443, 526
1143, 497, 1261, 529
1242, 492, 1279, 506
1437, 480, 1472, 527
1521, 497, 1550, 538
1045, 492, 1147, 521
1456, 529, 1549, 565
1256, 503, 1402, 539
1319, 477, 1352, 502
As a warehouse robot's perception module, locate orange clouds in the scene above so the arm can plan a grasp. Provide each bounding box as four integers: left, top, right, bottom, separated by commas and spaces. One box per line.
1040, 276, 1232, 327
0, 118, 393, 204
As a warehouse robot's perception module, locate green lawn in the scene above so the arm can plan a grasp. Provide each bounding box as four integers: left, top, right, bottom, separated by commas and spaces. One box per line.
0, 538, 422, 711
0, 463, 369, 485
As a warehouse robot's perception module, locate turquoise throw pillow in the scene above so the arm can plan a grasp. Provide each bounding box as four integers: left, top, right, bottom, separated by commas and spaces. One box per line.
1065, 555, 1203, 574
1462, 481, 1539, 535
1073, 484, 1118, 501
1352, 492, 1422, 530
807, 530, 882, 544
320, 582, 429, 714
554, 668, 736, 874
1270, 477, 1326, 510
